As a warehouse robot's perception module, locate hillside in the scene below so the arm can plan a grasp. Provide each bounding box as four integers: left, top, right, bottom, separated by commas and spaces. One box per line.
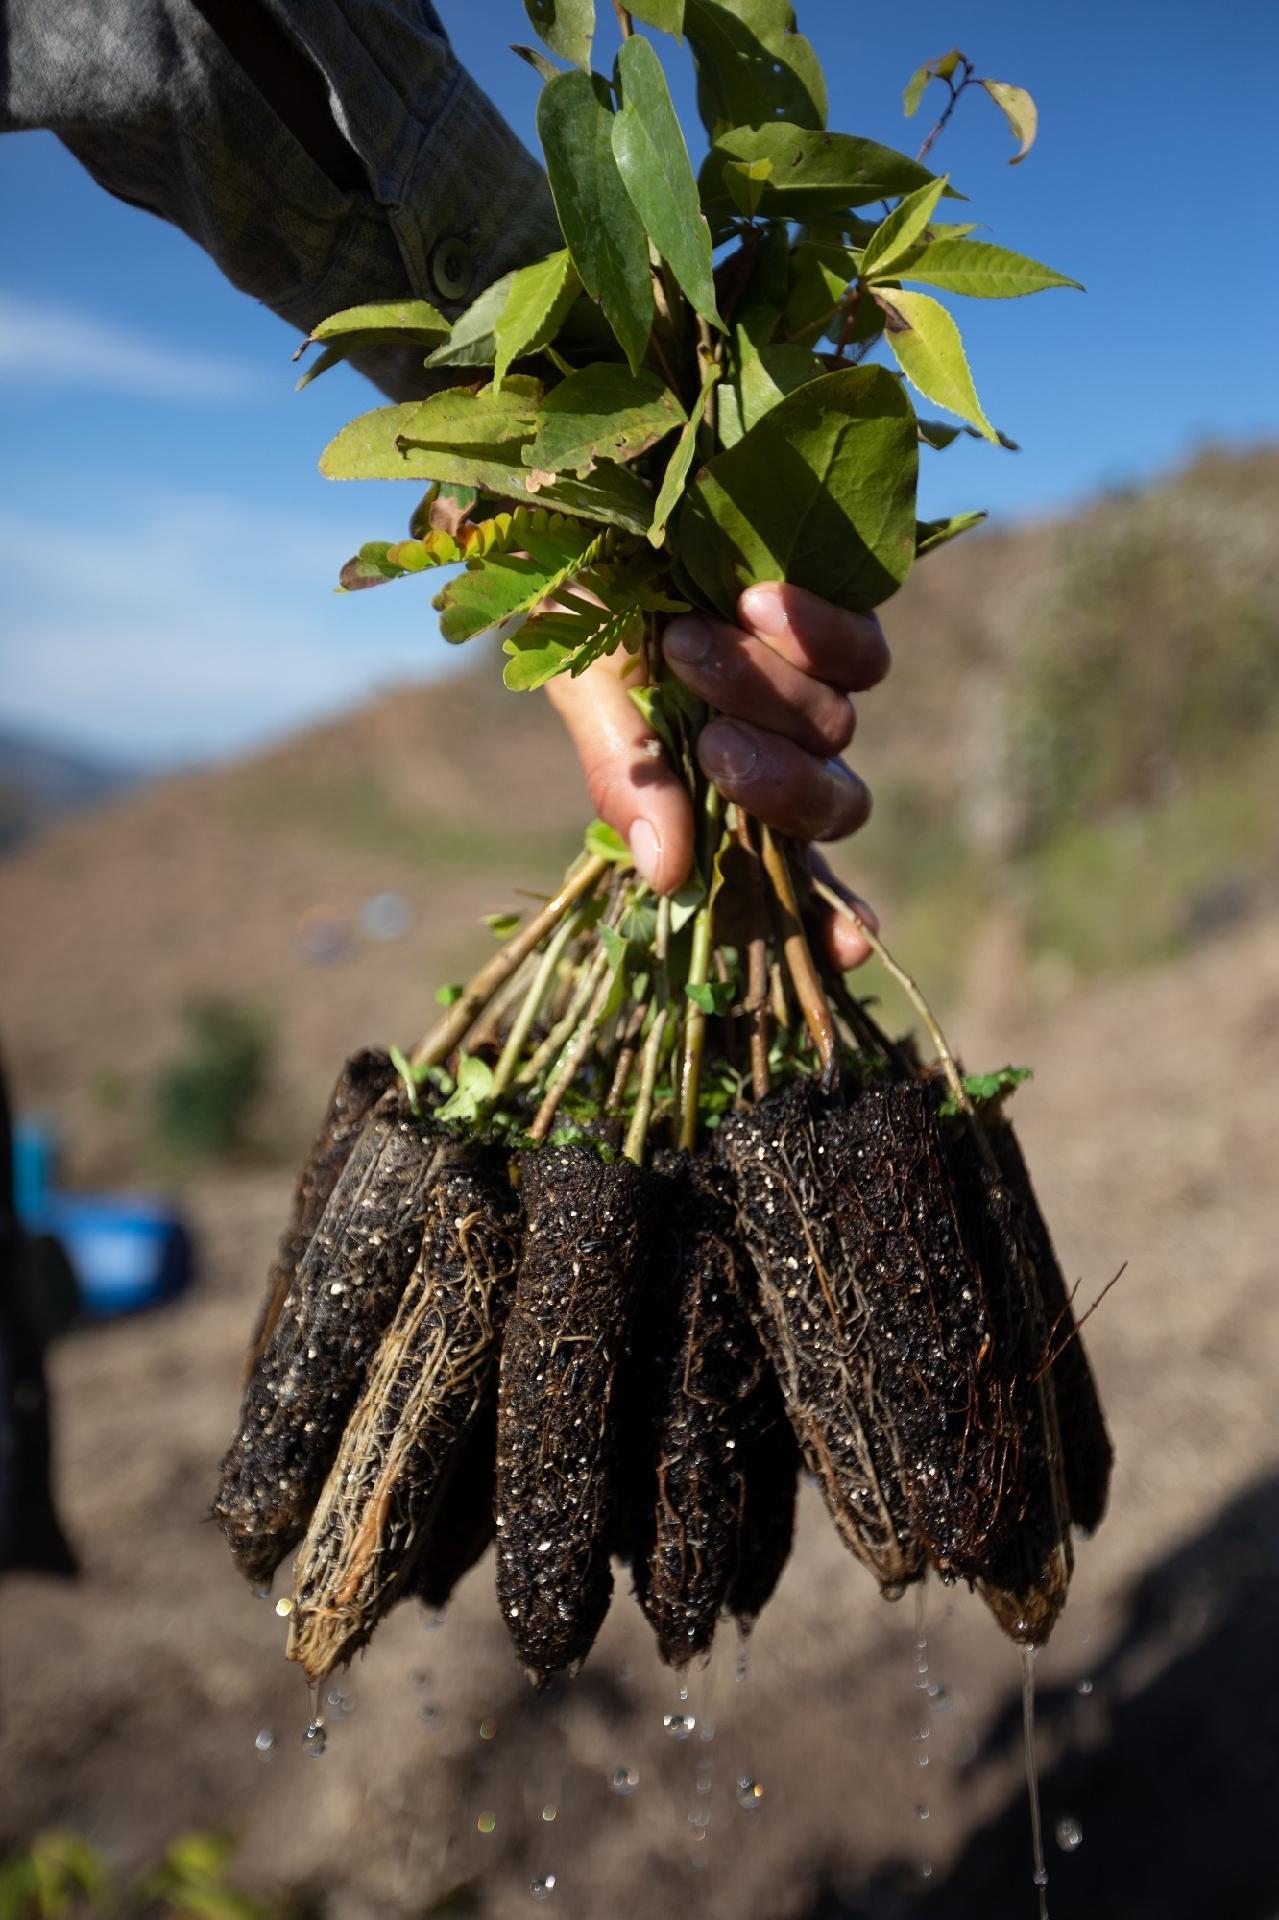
1, 442, 1276, 1185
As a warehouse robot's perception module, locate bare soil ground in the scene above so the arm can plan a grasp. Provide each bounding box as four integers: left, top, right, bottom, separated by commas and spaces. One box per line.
3, 908, 1276, 1920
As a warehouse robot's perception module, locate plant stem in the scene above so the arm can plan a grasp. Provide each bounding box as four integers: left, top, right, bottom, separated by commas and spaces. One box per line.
759, 827, 839, 1089
410, 855, 607, 1070
518, 941, 611, 1088
529, 960, 616, 1142
490, 906, 588, 1099
734, 811, 772, 1101
623, 1005, 668, 1166
613, 2, 634, 37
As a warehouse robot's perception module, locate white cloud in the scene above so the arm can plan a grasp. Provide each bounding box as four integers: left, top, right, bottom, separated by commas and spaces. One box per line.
0, 294, 269, 401
0, 494, 458, 761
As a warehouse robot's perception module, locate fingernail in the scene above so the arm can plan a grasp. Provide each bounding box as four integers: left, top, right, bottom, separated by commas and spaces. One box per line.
663, 616, 714, 665
629, 818, 663, 889
700, 720, 759, 782
739, 583, 787, 637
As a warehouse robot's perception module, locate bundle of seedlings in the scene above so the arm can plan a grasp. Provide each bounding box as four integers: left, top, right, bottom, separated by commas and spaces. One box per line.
215, 3, 1111, 1691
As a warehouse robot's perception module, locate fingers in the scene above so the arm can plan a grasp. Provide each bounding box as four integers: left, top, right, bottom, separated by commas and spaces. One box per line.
736, 582, 891, 693
663, 615, 855, 757
697, 719, 872, 844
545, 650, 693, 895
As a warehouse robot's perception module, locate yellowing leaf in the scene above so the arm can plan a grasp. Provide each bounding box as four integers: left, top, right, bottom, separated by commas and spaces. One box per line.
900, 239, 1081, 299
980, 79, 1038, 164
858, 176, 950, 284
876, 289, 997, 443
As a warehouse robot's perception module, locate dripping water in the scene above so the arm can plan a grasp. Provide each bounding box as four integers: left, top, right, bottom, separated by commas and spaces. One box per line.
1020, 1645, 1049, 1919
304, 1677, 327, 1757
911, 1580, 933, 1882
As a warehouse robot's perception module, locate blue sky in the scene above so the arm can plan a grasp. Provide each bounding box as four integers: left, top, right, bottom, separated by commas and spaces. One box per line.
1, 0, 1275, 765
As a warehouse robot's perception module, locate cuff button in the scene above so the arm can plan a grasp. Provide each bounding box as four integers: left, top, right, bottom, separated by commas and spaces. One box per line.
430, 236, 473, 303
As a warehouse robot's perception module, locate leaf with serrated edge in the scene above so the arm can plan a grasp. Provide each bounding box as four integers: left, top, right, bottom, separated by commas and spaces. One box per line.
700, 124, 939, 215
876, 289, 996, 442
310, 299, 449, 344
648, 362, 719, 547
494, 250, 580, 385
322, 384, 538, 487
980, 79, 1038, 164
425, 272, 517, 368
612, 36, 722, 328
523, 0, 593, 70
538, 70, 654, 374
859, 176, 950, 283
899, 238, 1081, 299
525, 364, 685, 478
676, 365, 918, 618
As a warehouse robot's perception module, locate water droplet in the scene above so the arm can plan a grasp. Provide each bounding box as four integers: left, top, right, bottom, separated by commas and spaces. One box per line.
477, 1811, 496, 1835
479, 1716, 497, 1741
698, 1718, 716, 1743
881, 1581, 906, 1602
1076, 1677, 1094, 1696
1033, 1868, 1050, 1888
913, 1727, 930, 1742
254, 1728, 276, 1758
663, 1714, 696, 1740
326, 1687, 353, 1717
541, 1804, 557, 1823
253, 1582, 272, 1601
736, 1776, 764, 1810
303, 1720, 327, 1758
919, 1864, 933, 1881
275, 1596, 294, 1618
915, 1804, 930, 1822
609, 1766, 640, 1796
1055, 1816, 1083, 1853
687, 1808, 710, 1829
678, 1682, 690, 1702
422, 1609, 446, 1631
530, 1872, 556, 1900
419, 1704, 439, 1731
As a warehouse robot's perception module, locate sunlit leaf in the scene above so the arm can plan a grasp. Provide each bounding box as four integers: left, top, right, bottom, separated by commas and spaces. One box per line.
494, 249, 581, 384
700, 124, 939, 215
523, 363, 685, 477
677, 365, 918, 617
902, 47, 963, 118
612, 35, 722, 328
980, 79, 1038, 164
899, 238, 1081, 299
309, 299, 450, 344
916, 509, 987, 554
628, 0, 685, 29
584, 819, 632, 862
321, 382, 540, 488
876, 289, 997, 442
425, 272, 518, 368
538, 70, 654, 373
648, 362, 719, 546
858, 176, 950, 283
523, 0, 593, 70
433, 520, 607, 643
511, 42, 561, 82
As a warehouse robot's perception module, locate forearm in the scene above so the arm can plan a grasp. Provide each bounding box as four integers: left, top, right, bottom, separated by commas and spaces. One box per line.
1, 0, 560, 396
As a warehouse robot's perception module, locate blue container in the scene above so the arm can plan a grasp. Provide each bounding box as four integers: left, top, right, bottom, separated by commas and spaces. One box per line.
42, 1193, 194, 1319
12, 1116, 59, 1227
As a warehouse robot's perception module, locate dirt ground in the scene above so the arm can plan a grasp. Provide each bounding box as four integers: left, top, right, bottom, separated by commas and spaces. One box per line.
3, 905, 1277, 1920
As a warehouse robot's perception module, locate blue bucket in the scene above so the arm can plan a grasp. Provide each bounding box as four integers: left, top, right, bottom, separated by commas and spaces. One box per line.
42, 1193, 194, 1319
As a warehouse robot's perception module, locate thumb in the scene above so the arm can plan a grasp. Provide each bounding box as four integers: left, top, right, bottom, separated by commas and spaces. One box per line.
545, 651, 693, 895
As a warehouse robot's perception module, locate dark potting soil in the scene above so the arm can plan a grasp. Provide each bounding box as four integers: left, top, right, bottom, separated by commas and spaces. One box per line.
245, 1049, 398, 1375
495, 1144, 650, 1683
410, 1395, 499, 1614
213, 1097, 448, 1587
289, 1149, 522, 1678
727, 1397, 800, 1628
627, 1151, 792, 1665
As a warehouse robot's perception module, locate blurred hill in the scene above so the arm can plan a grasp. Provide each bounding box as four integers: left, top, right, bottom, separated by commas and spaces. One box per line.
0, 727, 139, 855
1, 440, 1276, 1186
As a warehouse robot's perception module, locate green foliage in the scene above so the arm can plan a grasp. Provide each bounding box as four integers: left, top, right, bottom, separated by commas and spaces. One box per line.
0, 1830, 287, 1920
939, 1064, 1032, 1115
151, 998, 270, 1162
312, 9, 1068, 698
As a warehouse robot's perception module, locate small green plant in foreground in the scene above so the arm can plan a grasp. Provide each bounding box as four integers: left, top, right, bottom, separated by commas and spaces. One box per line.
0, 1830, 300, 1920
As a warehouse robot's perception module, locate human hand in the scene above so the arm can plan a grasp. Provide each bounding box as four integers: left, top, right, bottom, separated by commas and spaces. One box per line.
545, 581, 888, 971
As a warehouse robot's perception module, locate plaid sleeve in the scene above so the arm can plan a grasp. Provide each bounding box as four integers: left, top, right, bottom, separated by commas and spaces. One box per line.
1, 0, 561, 396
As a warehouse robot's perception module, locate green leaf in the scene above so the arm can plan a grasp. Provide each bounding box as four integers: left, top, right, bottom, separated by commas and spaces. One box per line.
721, 156, 773, 218
916, 510, 987, 554
433, 521, 606, 643
523, 0, 593, 70
502, 553, 683, 688
512, 42, 562, 82
612, 35, 722, 329
899, 237, 1082, 299
648, 362, 718, 546
537, 70, 655, 373
902, 48, 963, 118
528, 460, 655, 534
425, 272, 517, 368
310, 299, 450, 344
321, 382, 540, 488
858, 175, 950, 283
939, 1063, 1032, 1115
494, 248, 581, 384
676, 364, 918, 618
980, 79, 1038, 164
668, 876, 707, 934
628, 0, 684, 28
876, 289, 996, 442
438, 1053, 495, 1123
686, 979, 734, 1015
782, 240, 855, 340
584, 819, 632, 862
685, 0, 827, 138
523, 363, 685, 477
435, 982, 464, 1005
483, 910, 522, 937
721, 342, 823, 448
700, 125, 939, 215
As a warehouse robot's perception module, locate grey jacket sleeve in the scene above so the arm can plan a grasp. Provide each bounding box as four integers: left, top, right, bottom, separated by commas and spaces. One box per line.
1, 0, 561, 396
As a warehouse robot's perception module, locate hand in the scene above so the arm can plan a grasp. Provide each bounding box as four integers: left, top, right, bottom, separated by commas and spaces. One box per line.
545, 580, 888, 971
